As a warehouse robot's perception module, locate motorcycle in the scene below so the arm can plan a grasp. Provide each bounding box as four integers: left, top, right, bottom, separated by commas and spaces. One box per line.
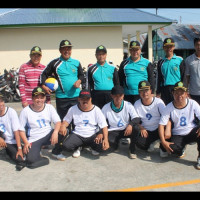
0, 74, 13, 103
4, 68, 20, 102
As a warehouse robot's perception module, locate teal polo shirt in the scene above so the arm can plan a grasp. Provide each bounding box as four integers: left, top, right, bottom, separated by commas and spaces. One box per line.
92, 61, 116, 90
161, 54, 183, 86
124, 55, 150, 95
55, 56, 81, 98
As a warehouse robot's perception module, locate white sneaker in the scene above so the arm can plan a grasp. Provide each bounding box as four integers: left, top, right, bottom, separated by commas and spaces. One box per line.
196, 157, 200, 170
91, 149, 100, 156
52, 153, 66, 161
147, 140, 160, 152
159, 148, 168, 158
72, 147, 82, 158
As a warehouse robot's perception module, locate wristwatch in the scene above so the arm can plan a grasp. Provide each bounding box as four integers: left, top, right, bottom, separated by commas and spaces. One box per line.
18, 146, 22, 150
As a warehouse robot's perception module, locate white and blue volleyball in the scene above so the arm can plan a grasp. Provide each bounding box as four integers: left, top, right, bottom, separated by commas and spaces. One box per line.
45, 77, 58, 92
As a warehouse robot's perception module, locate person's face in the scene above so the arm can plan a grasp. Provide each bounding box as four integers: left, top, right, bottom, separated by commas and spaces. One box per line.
139, 88, 152, 100
59, 46, 72, 60
96, 51, 107, 65
30, 53, 42, 66
78, 97, 92, 110
173, 89, 187, 104
163, 45, 175, 57
32, 94, 46, 107
0, 100, 5, 113
111, 94, 124, 106
129, 48, 141, 61
194, 40, 200, 54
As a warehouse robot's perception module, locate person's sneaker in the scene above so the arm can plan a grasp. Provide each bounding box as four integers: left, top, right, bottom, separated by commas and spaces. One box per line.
147, 140, 160, 152
159, 148, 168, 158
121, 138, 130, 145
129, 152, 137, 159
72, 147, 82, 158
52, 153, 66, 161
178, 146, 186, 158
196, 157, 200, 170
91, 149, 100, 156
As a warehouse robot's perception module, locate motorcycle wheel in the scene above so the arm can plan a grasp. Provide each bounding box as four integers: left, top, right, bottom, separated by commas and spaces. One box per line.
13, 93, 20, 102
4, 93, 13, 103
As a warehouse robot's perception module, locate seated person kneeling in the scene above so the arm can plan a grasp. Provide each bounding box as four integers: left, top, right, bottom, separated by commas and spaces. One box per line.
59, 89, 109, 158
159, 81, 200, 170
102, 85, 140, 159
19, 87, 61, 169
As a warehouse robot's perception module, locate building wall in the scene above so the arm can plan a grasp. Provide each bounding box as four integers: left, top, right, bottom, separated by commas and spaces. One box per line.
0, 26, 123, 73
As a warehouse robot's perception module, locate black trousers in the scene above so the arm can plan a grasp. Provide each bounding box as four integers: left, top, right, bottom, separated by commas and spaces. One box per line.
124, 95, 140, 105
91, 90, 112, 109
160, 85, 174, 105
190, 94, 200, 105
56, 97, 78, 121
62, 132, 103, 153
108, 126, 139, 154
160, 125, 200, 156
136, 128, 160, 151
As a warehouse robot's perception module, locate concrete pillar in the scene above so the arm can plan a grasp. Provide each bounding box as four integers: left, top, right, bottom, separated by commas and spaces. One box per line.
148, 25, 153, 62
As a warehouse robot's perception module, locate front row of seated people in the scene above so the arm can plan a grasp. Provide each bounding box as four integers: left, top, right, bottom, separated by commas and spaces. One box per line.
1, 81, 200, 171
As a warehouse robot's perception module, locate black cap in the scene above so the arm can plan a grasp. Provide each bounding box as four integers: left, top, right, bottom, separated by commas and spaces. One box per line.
96, 45, 107, 53
173, 81, 187, 92
138, 81, 151, 91
163, 38, 175, 46
111, 85, 124, 95
129, 41, 141, 49
30, 46, 42, 55
32, 87, 46, 96
59, 40, 73, 48
79, 89, 91, 98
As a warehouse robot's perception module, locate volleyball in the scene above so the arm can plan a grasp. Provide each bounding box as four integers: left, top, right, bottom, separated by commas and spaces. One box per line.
44, 77, 58, 91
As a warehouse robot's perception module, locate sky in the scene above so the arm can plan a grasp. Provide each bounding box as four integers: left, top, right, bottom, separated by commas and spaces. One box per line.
0, 8, 200, 24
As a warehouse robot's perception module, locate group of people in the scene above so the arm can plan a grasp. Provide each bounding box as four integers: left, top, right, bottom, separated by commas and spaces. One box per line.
1, 36, 200, 171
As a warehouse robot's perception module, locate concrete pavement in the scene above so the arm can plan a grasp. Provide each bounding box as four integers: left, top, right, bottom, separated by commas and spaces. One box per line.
0, 101, 200, 191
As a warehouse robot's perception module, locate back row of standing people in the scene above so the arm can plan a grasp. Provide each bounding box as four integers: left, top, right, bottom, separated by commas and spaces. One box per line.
19, 37, 200, 114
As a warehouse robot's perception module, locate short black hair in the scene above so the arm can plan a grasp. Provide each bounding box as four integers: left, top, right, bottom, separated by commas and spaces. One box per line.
194, 37, 200, 45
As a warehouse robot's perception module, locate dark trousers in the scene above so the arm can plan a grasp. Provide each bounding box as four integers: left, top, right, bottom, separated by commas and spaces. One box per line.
25, 130, 53, 169
190, 94, 200, 105
136, 129, 160, 150
108, 126, 139, 154
160, 85, 174, 105
160, 126, 200, 156
56, 97, 78, 121
62, 132, 103, 153
124, 95, 140, 105
91, 90, 112, 109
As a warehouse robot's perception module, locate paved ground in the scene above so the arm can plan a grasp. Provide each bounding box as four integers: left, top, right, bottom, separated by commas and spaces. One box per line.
0, 101, 200, 191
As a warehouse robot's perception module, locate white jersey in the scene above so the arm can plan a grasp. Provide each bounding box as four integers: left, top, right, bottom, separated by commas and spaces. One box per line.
63, 104, 107, 138
0, 107, 20, 144
102, 100, 139, 131
19, 104, 61, 143
159, 98, 200, 136
134, 97, 166, 131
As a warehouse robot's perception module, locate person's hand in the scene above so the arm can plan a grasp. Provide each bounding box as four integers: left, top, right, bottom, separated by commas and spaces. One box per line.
196, 128, 200, 137
42, 85, 52, 95
16, 149, 24, 160
73, 80, 81, 88
162, 140, 174, 154
23, 142, 32, 154
22, 102, 29, 108
59, 124, 67, 136
102, 139, 109, 150
50, 131, 58, 145
0, 137, 7, 148
124, 125, 132, 136
94, 134, 103, 144
140, 129, 148, 138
